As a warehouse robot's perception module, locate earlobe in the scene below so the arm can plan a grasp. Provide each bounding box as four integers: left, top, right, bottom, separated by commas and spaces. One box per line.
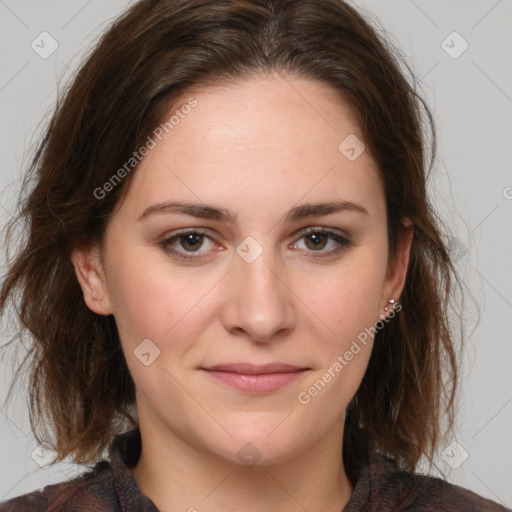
70, 245, 113, 316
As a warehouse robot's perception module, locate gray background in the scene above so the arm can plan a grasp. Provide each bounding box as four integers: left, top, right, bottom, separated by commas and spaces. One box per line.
0, 0, 511, 507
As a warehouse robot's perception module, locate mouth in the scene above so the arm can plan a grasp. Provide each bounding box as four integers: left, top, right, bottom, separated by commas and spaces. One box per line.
200, 363, 310, 394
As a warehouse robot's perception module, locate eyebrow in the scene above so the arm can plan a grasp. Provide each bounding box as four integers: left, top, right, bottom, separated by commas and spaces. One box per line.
137, 199, 369, 223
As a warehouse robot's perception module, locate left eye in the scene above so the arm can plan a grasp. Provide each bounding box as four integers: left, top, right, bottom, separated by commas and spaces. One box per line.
290, 229, 350, 254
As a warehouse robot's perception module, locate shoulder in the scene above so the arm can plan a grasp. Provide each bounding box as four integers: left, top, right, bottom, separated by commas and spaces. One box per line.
0, 461, 117, 511
374, 454, 510, 511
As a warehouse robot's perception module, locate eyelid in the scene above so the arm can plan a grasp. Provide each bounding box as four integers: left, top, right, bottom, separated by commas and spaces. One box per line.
293, 225, 350, 241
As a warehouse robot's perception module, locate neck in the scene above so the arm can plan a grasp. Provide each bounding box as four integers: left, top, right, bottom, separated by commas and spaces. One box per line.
129, 415, 354, 512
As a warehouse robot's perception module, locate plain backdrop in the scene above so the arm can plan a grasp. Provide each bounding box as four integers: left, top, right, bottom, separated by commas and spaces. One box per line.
0, 0, 511, 507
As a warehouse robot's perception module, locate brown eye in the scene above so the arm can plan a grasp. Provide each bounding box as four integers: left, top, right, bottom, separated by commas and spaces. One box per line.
304, 232, 329, 251
179, 233, 205, 252
159, 230, 216, 259
291, 228, 351, 257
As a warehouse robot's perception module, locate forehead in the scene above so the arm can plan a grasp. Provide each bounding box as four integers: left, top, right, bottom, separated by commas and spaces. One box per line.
118, 73, 384, 222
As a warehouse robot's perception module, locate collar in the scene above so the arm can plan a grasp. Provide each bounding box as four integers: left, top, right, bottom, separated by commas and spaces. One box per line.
108, 428, 159, 511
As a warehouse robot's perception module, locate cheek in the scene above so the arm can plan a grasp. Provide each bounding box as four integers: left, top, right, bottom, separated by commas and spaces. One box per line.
291, 249, 385, 404
106, 262, 170, 339
107, 260, 210, 403
295, 267, 379, 417
105, 248, 221, 356
301, 254, 386, 342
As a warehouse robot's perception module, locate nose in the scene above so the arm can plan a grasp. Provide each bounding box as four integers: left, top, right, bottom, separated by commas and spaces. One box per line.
220, 250, 297, 343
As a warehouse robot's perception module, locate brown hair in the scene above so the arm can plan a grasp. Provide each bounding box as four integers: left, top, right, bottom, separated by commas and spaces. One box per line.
1, 0, 463, 473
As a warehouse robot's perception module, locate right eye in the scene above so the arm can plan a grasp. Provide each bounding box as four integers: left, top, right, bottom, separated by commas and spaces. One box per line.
158, 229, 219, 260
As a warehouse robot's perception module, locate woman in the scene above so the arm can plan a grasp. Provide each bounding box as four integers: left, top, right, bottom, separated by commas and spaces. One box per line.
0, 0, 509, 510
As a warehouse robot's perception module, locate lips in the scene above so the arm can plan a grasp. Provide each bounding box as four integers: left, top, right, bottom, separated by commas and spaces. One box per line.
200, 362, 310, 393
202, 362, 308, 374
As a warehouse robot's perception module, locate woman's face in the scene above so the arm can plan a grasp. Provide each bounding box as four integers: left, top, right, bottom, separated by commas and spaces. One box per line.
74, 73, 411, 465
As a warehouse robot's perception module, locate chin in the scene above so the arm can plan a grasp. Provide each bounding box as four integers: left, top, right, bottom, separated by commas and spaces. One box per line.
204, 419, 307, 468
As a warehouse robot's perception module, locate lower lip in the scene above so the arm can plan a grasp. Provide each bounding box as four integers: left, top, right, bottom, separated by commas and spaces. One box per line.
201, 369, 307, 393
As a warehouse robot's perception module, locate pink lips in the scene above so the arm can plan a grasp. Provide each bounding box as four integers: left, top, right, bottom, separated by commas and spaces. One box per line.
201, 363, 309, 394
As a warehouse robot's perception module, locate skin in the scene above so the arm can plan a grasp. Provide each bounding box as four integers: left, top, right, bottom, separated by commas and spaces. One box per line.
72, 72, 413, 512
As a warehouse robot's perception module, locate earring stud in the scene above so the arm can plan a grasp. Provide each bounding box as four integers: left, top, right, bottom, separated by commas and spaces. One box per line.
384, 298, 395, 312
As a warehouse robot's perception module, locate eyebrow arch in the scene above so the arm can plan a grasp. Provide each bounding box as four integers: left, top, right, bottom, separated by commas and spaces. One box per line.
137, 199, 369, 223
285, 200, 369, 221
137, 201, 236, 223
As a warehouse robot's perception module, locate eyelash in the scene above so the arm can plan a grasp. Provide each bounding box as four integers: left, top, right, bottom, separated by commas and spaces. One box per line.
157, 228, 352, 261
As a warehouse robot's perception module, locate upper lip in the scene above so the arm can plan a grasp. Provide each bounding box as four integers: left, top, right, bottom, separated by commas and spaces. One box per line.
201, 363, 308, 374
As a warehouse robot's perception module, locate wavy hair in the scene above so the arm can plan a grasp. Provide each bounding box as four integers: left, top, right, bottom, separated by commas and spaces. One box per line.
1, 0, 463, 473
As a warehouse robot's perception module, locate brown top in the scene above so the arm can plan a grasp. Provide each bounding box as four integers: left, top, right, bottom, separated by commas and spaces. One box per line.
1, 428, 509, 511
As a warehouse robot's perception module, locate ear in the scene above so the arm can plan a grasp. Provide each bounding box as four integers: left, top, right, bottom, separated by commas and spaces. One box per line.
70, 244, 113, 316
381, 220, 414, 312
